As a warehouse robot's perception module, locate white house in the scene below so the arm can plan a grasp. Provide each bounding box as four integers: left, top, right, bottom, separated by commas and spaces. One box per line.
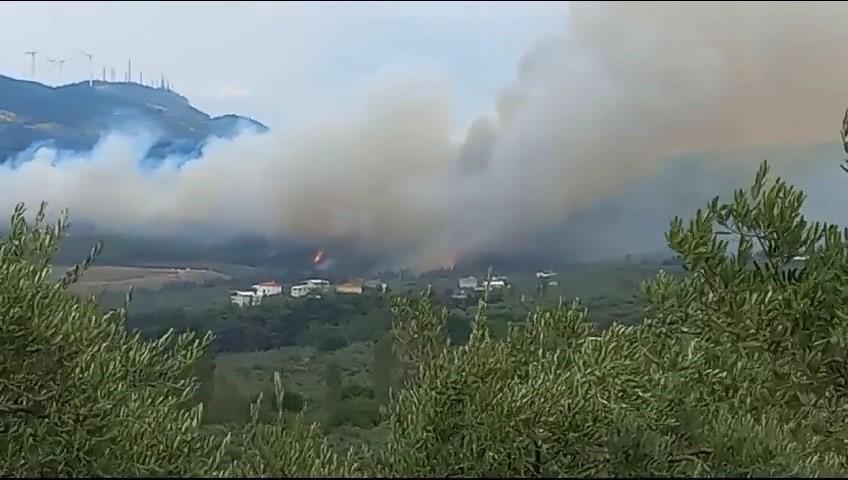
536, 270, 557, 279
253, 281, 283, 297
458, 276, 478, 290
451, 290, 469, 301
230, 290, 262, 307
303, 279, 331, 290
482, 278, 508, 290
291, 278, 331, 298
364, 279, 388, 294
290, 284, 312, 298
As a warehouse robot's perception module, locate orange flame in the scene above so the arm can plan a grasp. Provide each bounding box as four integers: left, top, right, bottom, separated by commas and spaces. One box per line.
442, 253, 457, 271
313, 250, 325, 264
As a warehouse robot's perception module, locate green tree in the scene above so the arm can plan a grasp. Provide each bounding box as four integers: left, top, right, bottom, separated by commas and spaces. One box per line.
0, 203, 226, 476
228, 373, 360, 476
371, 335, 395, 407
324, 361, 342, 421
372, 161, 848, 477
0, 203, 356, 477
192, 344, 217, 412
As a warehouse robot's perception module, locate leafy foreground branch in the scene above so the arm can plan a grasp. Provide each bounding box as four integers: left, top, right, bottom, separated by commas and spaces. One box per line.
4, 158, 848, 477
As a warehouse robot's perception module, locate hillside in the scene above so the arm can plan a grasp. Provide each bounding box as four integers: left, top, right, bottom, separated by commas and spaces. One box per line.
0, 75, 268, 162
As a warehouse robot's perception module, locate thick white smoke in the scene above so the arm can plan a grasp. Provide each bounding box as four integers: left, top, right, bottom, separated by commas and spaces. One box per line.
3, 2, 848, 270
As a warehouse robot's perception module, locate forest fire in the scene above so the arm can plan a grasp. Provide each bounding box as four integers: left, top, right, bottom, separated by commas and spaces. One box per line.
313, 249, 326, 264
442, 253, 457, 271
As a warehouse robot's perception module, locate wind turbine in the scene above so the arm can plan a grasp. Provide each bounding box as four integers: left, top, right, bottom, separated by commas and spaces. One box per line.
81, 51, 94, 87
56, 58, 66, 85
46, 57, 57, 84
24, 51, 37, 79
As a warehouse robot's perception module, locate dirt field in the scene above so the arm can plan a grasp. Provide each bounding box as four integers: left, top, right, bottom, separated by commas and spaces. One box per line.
58, 266, 232, 294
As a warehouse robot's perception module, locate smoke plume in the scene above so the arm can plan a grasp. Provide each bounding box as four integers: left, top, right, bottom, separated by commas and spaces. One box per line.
3, 2, 848, 270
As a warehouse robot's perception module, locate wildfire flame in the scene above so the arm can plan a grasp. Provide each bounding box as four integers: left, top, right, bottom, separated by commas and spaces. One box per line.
442, 254, 457, 271
313, 249, 325, 264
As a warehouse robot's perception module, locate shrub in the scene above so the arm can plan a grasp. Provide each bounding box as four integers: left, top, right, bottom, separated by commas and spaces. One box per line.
317, 333, 349, 352
326, 397, 382, 429
342, 384, 375, 400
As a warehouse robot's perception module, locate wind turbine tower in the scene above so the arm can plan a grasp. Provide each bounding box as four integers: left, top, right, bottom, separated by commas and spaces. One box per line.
56, 58, 66, 85
81, 51, 94, 87
24, 51, 37, 80
46, 58, 57, 84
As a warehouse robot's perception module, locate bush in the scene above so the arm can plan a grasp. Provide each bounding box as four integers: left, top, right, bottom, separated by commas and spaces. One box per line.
342, 384, 375, 400
251, 384, 307, 422
445, 309, 472, 345
317, 333, 349, 352
326, 397, 382, 429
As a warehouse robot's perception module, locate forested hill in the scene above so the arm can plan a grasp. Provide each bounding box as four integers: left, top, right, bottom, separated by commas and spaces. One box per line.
0, 75, 268, 162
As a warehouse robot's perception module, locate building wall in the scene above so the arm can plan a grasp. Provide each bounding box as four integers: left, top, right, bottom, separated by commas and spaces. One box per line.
231, 293, 261, 307
291, 285, 310, 297
254, 284, 283, 296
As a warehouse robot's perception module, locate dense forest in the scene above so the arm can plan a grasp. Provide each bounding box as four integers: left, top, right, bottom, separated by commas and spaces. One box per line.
4, 115, 848, 475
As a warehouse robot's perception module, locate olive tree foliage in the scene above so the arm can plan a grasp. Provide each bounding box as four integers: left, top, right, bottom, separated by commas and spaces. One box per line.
376, 160, 848, 477
226, 372, 361, 477
0, 203, 356, 477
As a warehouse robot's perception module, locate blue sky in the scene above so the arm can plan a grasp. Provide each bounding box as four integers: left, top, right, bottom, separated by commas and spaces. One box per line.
0, 1, 568, 131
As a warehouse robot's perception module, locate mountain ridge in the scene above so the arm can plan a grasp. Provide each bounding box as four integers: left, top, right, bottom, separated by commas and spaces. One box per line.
0, 74, 268, 162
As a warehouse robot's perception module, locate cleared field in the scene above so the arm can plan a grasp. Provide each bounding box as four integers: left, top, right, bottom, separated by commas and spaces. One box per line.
57, 265, 232, 294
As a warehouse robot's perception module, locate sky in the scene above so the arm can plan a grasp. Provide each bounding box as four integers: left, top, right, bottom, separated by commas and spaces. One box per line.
0, 1, 569, 131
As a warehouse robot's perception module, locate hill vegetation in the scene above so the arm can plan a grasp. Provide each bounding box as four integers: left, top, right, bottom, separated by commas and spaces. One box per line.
0, 74, 268, 163
2, 111, 848, 475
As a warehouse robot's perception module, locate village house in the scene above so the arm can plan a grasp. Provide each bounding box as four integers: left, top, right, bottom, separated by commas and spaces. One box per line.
253, 281, 283, 296
458, 275, 478, 290
290, 284, 311, 298
230, 280, 283, 307
364, 279, 388, 294
451, 289, 469, 302
230, 290, 262, 308
535, 270, 557, 280
303, 279, 331, 290
290, 278, 332, 298
481, 277, 509, 290
336, 282, 364, 295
